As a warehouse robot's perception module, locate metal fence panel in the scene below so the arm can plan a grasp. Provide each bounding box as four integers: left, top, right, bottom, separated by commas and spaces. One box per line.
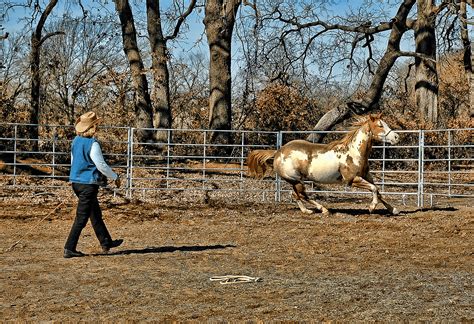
0, 123, 472, 207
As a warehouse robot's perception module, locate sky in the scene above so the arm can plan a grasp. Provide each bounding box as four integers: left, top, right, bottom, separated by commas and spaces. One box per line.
1, 0, 472, 81
1, 0, 391, 42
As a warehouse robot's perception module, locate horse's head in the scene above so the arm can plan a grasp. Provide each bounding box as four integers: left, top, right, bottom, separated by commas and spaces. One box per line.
368, 113, 399, 145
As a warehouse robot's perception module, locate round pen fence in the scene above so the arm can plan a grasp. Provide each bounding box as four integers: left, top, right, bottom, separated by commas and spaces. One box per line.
0, 123, 472, 207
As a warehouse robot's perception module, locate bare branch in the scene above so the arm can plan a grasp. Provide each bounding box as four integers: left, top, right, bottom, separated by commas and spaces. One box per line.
242, 0, 257, 13
396, 50, 437, 63
276, 14, 394, 37
33, 0, 58, 37
39, 31, 65, 46
165, 0, 197, 42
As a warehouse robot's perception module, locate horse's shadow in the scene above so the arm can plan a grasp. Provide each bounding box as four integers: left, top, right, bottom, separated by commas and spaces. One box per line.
94, 244, 236, 257
327, 208, 393, 216
327, 206, 458, 216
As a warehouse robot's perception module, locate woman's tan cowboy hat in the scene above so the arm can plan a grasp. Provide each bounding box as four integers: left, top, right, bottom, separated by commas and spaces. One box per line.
75, 111, 102, 133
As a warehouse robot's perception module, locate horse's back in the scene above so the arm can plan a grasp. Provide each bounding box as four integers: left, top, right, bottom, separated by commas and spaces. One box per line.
280, 139, 327, 154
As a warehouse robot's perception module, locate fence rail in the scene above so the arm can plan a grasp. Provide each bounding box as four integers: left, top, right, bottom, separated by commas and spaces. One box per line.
0, 123, 472, 207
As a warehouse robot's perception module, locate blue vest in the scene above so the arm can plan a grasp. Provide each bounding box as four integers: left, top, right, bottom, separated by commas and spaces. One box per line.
69, 136, 101, 185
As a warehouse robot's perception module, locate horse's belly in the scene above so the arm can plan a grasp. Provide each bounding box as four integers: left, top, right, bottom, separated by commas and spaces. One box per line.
275, 154, 306, 180
308, 155, 341, 183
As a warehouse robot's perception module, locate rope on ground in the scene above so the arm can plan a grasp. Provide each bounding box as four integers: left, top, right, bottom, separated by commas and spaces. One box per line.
210, 275, 262, 284
4, 200, 66, 253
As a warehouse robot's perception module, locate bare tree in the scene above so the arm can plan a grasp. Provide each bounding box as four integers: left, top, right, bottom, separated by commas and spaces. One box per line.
413, 0, 442, 125
147, 0, 197, 142
169, 52, 209, 129
203, 0, 242, 144
114, 0, 197, 143
40, 14, 126, 125
114, 0, 155, 142
0, 33, 30, 122
29, 0, 64, 148
305, 0, 418, 141
260, 0, 471, 139
459, 0, 473, 116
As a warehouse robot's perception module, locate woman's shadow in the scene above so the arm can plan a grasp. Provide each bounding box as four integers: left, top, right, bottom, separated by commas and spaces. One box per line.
95, 244, 236, 256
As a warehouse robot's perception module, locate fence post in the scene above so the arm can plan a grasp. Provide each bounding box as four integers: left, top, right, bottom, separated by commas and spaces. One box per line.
240, 132, 245, 197
275, 131, 283, 202
381, 138, 386, 193
202, 131, 207, 190
417, 130, 425, 207
240, 132, 245, 182
13, 125, 18, 186
126, 127, 133, 199
448, 130, 452, 197
52, 126, 57, 179
166, 129, 171, 189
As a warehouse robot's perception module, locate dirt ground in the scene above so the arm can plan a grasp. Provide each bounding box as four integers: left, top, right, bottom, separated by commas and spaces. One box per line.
1, 190, 473, 322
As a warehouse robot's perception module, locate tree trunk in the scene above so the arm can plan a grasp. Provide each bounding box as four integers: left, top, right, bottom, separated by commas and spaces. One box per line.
307, 0, 416, 142
414, 0, 438, 125
204, 0, 241, 144
460, 1, 473, 117
470, 41, 474, 117
29, 0, 59, 151
114, 0, 154, 142
30, 35, 41, 140
147, 0, 172, 144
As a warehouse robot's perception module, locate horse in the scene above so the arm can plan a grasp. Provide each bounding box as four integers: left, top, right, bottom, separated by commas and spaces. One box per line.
247, 114, 400, 215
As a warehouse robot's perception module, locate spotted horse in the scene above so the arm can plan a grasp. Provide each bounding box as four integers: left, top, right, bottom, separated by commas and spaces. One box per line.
247, 114, 400, 215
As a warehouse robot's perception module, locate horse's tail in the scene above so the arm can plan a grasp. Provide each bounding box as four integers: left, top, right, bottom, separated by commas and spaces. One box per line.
247, 149, 277, 179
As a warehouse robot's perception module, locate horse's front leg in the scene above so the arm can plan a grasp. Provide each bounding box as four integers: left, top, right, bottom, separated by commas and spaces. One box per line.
351, 176, 398, 215
351, 176, 378, 212
364, 173, 399, 215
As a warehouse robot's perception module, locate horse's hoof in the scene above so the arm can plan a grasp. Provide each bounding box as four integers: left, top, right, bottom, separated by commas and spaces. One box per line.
321, 209, 330, 215
302, 209, 314, 214
391, 208, 400, 215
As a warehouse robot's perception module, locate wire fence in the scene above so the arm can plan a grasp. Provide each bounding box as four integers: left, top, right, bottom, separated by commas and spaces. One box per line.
0, 123, 472, 207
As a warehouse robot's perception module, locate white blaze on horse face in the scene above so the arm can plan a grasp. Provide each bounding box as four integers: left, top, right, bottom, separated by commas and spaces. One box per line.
308, 151, 344, 183
378, 120, 399, 144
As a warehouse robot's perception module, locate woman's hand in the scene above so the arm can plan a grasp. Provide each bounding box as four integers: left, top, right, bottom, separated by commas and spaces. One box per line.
115, 175, 121, 188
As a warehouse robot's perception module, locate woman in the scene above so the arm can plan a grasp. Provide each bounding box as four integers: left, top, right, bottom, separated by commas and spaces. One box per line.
64, 111, 123, 258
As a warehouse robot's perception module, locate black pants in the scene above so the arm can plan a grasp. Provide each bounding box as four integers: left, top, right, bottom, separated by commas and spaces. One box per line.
64, 183, 112, 251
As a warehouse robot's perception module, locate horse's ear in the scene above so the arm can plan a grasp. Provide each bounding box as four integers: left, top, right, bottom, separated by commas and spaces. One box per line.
369, 113, 382, 121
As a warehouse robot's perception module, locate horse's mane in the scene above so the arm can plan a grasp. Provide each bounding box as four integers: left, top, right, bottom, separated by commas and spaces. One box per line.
325, 116, 370, 150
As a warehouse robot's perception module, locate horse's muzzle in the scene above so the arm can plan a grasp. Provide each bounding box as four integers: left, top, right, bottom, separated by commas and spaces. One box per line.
383, 131, 399, 145
389, 132, 399, 144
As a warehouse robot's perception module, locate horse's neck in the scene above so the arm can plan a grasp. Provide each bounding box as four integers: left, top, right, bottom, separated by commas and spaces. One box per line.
347, 125, 373, 160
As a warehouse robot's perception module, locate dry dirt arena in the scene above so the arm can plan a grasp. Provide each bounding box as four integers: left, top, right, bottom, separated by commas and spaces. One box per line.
1, 189, 472, 322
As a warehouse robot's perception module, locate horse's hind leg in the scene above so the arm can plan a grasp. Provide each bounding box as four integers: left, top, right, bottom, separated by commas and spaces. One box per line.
290, 182, 312, 214
293, 182, 329, 214
379, 196, 399, 215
